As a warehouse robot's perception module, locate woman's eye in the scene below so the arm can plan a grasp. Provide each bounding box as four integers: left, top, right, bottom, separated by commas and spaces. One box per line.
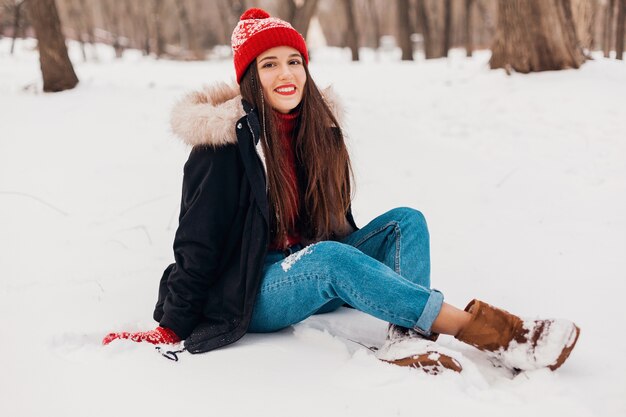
262, 62, 275, 68
289, 60, 302, 65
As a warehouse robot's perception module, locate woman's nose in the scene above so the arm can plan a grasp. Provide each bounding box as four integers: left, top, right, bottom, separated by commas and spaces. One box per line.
278, 64, 294, 80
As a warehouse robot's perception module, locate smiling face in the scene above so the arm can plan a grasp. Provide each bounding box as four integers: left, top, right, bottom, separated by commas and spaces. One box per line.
256, 46, 307, 114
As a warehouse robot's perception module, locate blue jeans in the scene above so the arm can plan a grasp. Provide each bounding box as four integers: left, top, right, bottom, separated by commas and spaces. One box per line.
248, 207, 444, 336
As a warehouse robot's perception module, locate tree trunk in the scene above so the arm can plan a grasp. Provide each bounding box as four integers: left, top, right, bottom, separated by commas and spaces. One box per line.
175, 0, 203, 59
74, 0, 98, 61
289, 0, 320, 39
342, 0, 359, 61
66, 0, 87, 62
397, 0, 413, 60
367, 0, 381, 50
465, 0, 475, 57
100, 0, 125, 58
604, 0, 616, 57
10, 0, 26, 55
417, 0, 445, 59
138, 3, 152, 55
476, 0, 496, 50
570, 0, 594, 52
118, 0, 135, 50
233, 0, 247, 17
443, 0, 452, 57
152, 0, 165, 58
490, 0, 586, 73
617, 0, 626, 59
80, 0, 96, 46
27, 0, 79, 92
589, 0, 600, 50
416, 0, 434, 58
217, 0, 236, 47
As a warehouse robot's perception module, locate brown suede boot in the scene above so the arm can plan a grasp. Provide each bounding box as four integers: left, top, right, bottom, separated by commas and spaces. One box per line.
455, 300, 580, 371
377, 324, 463, 375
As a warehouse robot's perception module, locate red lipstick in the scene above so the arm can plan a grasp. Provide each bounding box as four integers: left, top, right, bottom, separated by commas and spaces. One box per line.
274, 84, 297, 96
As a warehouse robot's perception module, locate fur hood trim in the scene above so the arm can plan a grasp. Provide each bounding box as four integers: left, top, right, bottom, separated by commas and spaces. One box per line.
170, 82, 345, 147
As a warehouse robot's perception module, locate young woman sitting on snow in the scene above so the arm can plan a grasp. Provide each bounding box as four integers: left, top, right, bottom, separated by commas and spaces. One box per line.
103, 8, 580, 374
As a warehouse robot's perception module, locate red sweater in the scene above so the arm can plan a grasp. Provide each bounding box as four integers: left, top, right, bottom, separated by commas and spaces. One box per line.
268, 110, 302, 250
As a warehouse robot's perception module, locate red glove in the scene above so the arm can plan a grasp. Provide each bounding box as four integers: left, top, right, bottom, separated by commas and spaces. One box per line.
102, 326, 180, 346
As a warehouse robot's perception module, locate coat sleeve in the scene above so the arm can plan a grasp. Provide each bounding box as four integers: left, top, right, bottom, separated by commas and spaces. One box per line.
155, 144, 241, 339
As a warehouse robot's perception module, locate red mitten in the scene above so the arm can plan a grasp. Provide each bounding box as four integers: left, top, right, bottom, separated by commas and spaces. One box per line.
102, 326, 180, 345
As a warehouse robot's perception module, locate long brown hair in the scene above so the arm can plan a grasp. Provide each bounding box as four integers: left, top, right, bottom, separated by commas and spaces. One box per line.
240, 61, 353, 248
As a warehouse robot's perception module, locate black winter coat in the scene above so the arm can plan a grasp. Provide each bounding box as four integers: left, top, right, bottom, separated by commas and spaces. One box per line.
153, 83, 356, 354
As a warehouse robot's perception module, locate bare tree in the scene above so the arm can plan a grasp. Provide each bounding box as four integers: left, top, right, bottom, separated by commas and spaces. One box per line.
342, 0, 359, 60
415, 0, 433, 58
216, 0, 240, 46
175, 0, 203, 59
603, 0, 616, 57
27, 0, 79, 92
571, 0, 596, 53
397, 0, 413, 60
475, 0, 496, 50
443, 0, 452, 57
9, 0, 26, 55
416, 0, 446, 59
66, 0, 88, 61
366, 0, 382, 49
152, 0, 165, 58
465, 0, 475, 56
135, 1, 153, 55
100, 0, 126, 58
285, 0, 320, 38
617, 0, 625, 59
490, 0, 585, 73
80, 0, 96, 45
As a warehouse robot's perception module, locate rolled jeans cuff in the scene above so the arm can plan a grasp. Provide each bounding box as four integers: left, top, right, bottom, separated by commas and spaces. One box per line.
413, 288, 444, 337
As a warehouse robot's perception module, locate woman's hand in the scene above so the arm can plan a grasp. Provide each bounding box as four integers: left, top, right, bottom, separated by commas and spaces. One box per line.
102, 326, 181, 345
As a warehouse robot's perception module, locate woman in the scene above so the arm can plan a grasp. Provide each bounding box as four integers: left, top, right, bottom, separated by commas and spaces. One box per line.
103, 8, 580, 374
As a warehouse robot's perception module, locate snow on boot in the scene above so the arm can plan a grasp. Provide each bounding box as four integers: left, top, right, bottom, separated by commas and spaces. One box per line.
376, 324, 462, 375
455, 299, 580, 372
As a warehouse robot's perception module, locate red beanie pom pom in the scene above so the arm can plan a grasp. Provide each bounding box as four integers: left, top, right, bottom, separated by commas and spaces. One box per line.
240, 8, 270, 20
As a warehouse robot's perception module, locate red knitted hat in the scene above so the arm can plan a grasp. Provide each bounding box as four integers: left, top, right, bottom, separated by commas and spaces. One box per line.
231, 8, 309, 84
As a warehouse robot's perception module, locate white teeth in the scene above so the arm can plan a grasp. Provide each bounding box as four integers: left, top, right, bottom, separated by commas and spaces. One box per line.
276, 87, 295, 93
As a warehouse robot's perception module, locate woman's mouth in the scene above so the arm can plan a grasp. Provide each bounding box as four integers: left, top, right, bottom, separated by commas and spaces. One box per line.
275, 85, 296, 96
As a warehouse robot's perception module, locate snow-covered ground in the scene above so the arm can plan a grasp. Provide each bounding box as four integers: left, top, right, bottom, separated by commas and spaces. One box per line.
1, 39, 625, 417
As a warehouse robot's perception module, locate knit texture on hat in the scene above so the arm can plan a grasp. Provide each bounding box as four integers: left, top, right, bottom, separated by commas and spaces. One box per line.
231, 8, 309, 83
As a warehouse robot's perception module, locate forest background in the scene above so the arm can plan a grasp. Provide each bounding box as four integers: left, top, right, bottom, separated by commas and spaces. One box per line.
2, 0, 626, 91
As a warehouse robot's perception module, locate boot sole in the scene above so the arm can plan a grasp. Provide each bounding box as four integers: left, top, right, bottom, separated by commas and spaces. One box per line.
548, 324, 580, 371
382, 351, 463, 374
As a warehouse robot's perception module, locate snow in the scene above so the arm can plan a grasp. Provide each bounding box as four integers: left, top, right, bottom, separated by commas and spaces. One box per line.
1, 39, 625, 417
281, 244, 314, 271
